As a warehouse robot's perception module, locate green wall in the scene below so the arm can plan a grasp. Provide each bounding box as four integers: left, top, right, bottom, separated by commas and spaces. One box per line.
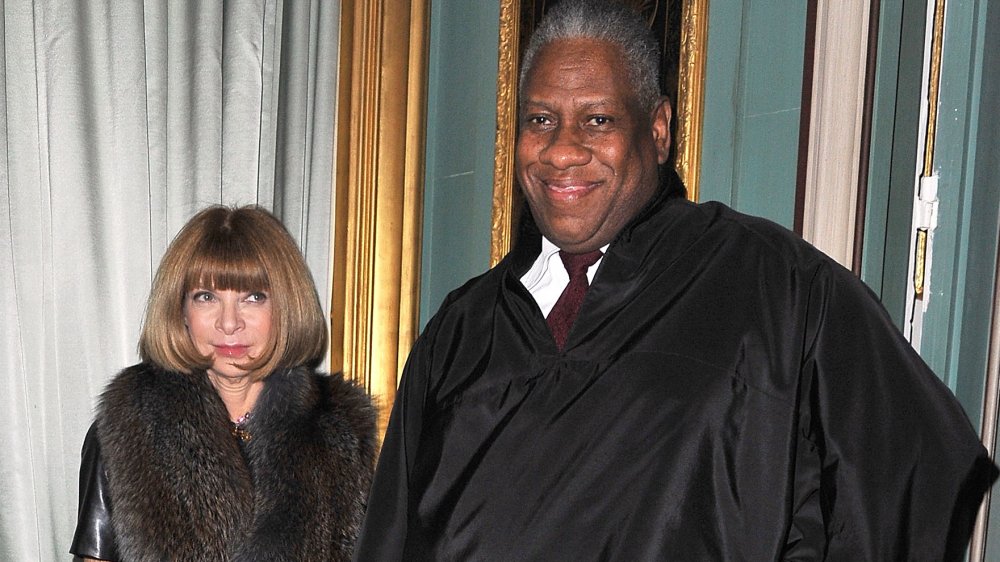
700, 1, 807, 228
419, 0, 500, 327
919, 0, 998, 414
863, 0, 999, 422
861, 0, 925, 325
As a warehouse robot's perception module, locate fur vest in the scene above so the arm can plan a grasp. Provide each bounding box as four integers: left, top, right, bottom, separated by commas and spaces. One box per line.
96, 363, 377, 561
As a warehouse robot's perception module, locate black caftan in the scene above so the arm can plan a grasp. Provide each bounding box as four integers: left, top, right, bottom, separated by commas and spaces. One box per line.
355, 187, 996, 561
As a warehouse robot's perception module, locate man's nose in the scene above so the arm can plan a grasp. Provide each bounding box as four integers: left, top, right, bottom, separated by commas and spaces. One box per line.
216, 301, 244, 334
538, 125, 591, 169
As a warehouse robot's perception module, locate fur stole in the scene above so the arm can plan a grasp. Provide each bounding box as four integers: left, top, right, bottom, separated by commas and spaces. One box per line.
97, 363, 377, 561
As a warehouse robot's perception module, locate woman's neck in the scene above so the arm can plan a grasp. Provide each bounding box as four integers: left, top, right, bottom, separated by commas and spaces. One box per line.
207, 371, 263, 421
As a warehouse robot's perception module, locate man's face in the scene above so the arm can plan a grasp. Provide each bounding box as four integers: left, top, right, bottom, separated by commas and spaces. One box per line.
516, 38, 671, 254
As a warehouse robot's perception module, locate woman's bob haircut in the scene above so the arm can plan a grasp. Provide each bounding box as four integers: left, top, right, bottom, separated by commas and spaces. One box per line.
139, 205, 327, 380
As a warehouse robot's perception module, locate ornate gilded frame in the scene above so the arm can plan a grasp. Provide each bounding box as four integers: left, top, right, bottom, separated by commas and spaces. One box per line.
490, 0, 709, 265
331, 0, 429, 435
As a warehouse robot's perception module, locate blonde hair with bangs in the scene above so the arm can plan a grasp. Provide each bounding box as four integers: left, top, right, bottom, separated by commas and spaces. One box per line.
139, 205, 327, 380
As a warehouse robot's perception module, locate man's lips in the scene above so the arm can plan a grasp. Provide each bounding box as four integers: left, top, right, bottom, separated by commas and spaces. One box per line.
541, 179, 599, 201
214, 345, 251, 358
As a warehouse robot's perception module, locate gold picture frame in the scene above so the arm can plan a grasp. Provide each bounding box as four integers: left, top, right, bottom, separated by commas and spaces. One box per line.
332, 0, 430, 436
489, 0, 708, 265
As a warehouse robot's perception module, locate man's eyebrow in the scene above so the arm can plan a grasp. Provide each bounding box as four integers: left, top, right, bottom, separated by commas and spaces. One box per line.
521, 97, 621, 110
521, 97, 558, 109
575, 98, 619, 110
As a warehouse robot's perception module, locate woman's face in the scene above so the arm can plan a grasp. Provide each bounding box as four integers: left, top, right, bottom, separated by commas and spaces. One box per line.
184, 287, 273, 379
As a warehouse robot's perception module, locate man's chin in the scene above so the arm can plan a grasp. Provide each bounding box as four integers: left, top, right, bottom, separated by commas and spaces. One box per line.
547, 232, 605, 254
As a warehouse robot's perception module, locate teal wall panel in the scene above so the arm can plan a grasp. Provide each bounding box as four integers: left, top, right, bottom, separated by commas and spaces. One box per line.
700, 0, 806, 229
699, 1, 742, 205
738, 110, 802, 223
863, 0, 998, 417
419, 0, 500, 328
861, 0, 923, 324
918, 0, 997, 422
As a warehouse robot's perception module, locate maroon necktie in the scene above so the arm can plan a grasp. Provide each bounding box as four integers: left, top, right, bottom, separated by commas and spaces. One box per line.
547, 249, 603, 350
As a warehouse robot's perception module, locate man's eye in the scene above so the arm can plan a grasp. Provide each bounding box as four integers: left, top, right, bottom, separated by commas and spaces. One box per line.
526, 115, 552, 126
588, 115, 612, 126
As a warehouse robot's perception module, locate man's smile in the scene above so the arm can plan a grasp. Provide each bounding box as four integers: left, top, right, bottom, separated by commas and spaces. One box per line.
539, 179, 600, 202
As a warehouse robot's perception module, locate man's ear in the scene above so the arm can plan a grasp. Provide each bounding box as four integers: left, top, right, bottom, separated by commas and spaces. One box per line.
650, 97, 672, 165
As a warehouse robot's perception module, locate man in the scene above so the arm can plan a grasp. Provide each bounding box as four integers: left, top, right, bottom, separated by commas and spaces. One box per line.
354, 1, 996, 560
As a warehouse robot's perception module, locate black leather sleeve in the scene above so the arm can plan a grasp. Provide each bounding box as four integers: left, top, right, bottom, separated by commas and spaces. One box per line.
69, 422, 119, 561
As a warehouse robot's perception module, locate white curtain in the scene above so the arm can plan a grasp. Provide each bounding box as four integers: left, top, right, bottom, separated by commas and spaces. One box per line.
0, 1, 340, 558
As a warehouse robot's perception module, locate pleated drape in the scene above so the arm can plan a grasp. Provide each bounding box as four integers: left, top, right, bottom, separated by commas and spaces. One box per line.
0, 1, 340, 558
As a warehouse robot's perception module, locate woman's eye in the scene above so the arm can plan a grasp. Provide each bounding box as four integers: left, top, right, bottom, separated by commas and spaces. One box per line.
191, 291, 213, 303
246, 292, 268, 303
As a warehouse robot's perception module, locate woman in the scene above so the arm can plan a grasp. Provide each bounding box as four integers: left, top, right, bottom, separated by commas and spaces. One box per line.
70, 205, 377, 561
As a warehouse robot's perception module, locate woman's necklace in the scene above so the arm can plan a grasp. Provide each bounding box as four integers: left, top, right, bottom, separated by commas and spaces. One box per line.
230, 411, 252, 442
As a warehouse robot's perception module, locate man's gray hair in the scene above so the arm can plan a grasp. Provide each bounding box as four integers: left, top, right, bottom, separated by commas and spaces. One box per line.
519, 0, 662, 112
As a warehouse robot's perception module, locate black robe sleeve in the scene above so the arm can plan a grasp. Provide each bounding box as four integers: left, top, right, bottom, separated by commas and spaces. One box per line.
782, 260, 996, 560
70, 422, 120, 561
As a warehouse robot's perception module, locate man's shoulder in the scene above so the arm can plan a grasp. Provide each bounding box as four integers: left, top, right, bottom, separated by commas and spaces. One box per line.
696, 200, 799, 243
434, 261, 510, 315
413, 260, 519, 354
691, 201, 834, 269
691, 200, 885, 308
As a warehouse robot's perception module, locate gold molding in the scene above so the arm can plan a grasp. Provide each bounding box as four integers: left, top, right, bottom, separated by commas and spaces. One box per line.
489, 0, 709, 265
399, 0, 430, 378
490, 0, 521, 267
673, 0, 708, 202
332, 0, 429, 435
922, 0, 945, 178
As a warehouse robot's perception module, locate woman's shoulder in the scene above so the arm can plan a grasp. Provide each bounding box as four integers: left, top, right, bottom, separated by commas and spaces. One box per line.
99, 363, 194, 409
311, 370, 377, 434
103, 362, 182, 391
97, 363, 218, 444
317, 370, 375, 413
314, 370, 378, 456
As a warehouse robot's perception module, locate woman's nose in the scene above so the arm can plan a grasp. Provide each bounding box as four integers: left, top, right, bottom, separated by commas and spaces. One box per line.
216, 301, 244, 334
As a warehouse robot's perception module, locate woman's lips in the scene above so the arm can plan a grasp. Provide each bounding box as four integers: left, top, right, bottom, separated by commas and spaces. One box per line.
214, 345, 250, 358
